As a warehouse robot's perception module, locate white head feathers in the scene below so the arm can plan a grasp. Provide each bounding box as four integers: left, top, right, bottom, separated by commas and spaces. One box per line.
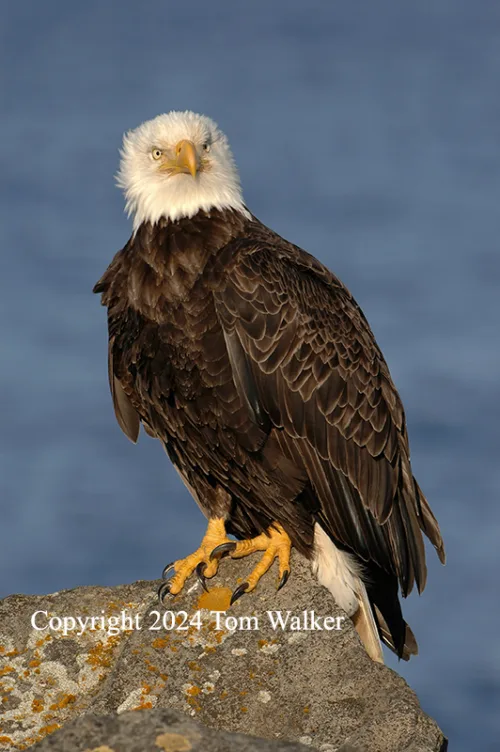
117, 111, 249, 229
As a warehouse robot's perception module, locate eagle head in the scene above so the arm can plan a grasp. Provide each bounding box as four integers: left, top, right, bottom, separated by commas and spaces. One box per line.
117, 110, 248, 229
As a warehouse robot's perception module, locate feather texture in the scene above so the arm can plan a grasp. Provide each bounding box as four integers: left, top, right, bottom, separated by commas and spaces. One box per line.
94, 207, 445, 658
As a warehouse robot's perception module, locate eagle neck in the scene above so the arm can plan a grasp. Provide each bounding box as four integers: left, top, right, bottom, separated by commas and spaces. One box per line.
122, 207, 249, 313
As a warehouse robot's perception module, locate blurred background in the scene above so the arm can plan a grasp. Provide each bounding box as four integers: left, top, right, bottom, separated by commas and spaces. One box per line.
1, 1, 499, 748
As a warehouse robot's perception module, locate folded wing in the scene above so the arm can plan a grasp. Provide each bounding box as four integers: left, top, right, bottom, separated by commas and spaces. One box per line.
214, 239, 445, 599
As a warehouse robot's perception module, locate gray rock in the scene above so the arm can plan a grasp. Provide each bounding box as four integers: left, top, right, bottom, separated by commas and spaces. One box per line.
0, 551, 447, 751
30, 707, 311, 751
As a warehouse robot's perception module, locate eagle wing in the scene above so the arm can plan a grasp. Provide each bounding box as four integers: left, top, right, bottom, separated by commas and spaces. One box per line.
107, 335, 140, 443
214, 236, 445, 597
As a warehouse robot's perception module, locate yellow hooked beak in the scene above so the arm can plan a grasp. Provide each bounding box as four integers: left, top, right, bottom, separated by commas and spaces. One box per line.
173, 139, 198, 178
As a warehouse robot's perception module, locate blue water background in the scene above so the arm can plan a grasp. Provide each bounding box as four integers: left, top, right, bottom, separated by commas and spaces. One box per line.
1, 2, 499, 748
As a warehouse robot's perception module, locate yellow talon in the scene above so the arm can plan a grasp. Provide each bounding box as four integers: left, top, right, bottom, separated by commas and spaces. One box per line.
159, 519, 292, 604
166, 517, 231, 596
228, 523, 292, 598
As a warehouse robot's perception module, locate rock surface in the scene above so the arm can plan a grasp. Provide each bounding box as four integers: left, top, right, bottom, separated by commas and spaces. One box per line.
0, 551, 446, 751
30, 707, 311, 751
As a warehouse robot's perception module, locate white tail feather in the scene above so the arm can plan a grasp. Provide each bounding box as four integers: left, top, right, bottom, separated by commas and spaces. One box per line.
353, 582, 384, 663
312, 523, 383, 663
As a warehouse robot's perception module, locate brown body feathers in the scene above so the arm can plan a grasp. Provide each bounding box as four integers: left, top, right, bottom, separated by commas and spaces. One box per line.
94, 208, 445, 657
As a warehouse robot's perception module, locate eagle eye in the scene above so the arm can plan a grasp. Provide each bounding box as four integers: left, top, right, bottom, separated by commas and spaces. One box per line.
152, 148, 163, 160
202, 142, 211, 153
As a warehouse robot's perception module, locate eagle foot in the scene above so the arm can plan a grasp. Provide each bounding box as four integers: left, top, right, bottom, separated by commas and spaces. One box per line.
213, 523, 292, 605
158, 517, 230, 602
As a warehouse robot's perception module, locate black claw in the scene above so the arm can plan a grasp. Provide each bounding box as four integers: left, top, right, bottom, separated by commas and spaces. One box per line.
157, 581, 172, 604
161, 562, 175, 580
196, 562, 209, 593
230, 582, 249, 606
210, 542, 236, 561
277, 569, 290, 591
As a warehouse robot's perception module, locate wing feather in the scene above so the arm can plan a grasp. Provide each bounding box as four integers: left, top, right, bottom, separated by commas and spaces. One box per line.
215, 239, 444, 596
108, 336, 140, 443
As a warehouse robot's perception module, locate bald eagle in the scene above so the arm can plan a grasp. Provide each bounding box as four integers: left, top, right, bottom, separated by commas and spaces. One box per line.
94, 111, 445, 662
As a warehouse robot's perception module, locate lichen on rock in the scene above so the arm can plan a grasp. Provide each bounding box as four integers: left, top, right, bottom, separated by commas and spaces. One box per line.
0, 552, 446, 751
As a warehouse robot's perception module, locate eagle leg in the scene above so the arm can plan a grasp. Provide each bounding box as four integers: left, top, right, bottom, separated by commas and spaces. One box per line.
158, 517, 231, 601
212, 523, 292, 605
